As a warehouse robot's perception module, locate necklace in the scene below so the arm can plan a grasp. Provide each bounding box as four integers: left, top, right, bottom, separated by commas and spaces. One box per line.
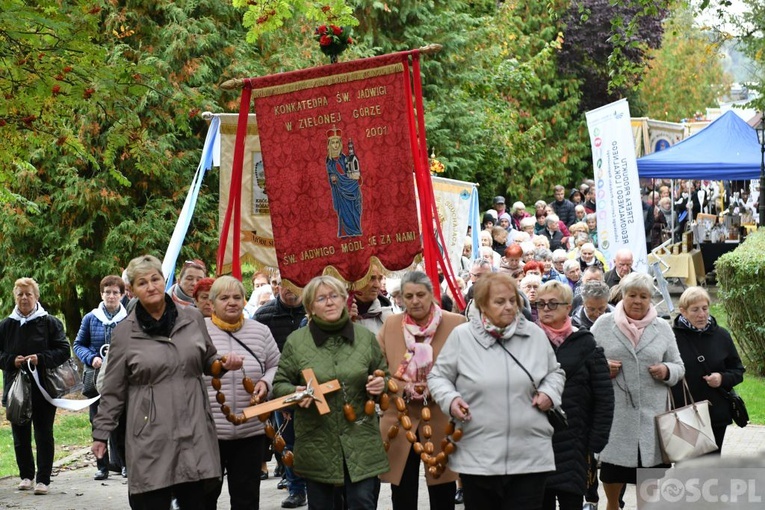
211, 357, 260, 425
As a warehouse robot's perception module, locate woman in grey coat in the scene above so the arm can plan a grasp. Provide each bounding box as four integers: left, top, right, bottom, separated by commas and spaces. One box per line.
428, 273, 565, 510
590, 272, 684, 510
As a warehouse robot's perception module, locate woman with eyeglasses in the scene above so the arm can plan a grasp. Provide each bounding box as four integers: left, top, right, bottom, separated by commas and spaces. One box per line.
428, 273, 565, 510
590, 272, 684, 510
536, 281, 613, 510
377, 271, 466, 510
169, 259, 207, 308
74, 275, 129, 481
272, 275, 390, 509
203, 276, 280, 510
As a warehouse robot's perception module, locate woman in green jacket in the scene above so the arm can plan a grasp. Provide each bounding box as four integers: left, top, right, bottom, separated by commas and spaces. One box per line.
273, 275, 390, 509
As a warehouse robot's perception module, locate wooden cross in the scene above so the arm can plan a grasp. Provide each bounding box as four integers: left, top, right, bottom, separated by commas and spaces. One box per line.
241, 368, 340, 420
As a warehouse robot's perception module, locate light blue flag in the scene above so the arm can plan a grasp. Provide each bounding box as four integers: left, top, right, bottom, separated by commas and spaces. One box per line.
469, 187, 481, 261
163, 116, 220, 290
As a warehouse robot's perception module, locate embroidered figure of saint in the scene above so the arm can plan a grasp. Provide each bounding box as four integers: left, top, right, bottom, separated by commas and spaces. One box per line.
326, 127, 363, 238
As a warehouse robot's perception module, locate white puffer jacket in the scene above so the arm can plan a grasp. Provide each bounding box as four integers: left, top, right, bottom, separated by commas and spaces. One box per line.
205, 318, 281, 440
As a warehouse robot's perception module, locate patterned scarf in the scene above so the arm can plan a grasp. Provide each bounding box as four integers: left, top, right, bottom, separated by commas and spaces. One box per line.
481, 313, 518, 341
211, 312, 245, 333
395, 304, 442, 399
539, 316, 574, 347
10, 303, 48, 326
613, 300, 657, 347
171, 283, 195, 307
678, 314, 712, 333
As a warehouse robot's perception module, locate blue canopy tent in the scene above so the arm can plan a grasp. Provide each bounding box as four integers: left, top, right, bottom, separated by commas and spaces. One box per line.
637, 110, 761, 179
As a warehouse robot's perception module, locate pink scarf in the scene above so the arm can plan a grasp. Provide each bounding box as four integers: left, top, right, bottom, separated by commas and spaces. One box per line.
395, 304, 442, 399
613, 300, 657, 347
539, 316, 573, 347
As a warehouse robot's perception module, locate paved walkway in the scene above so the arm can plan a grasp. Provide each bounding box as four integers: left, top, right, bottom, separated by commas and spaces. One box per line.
0, 425, 763, 510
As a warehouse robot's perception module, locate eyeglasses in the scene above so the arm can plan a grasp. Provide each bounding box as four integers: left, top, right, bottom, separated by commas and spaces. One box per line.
537, 301, 569, 310
315, 293, 342, 304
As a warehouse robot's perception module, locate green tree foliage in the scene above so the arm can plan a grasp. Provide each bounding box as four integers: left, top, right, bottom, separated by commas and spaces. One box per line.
637, 8, 731, 122
0, 0, 267, 334
728, 0, 765, 110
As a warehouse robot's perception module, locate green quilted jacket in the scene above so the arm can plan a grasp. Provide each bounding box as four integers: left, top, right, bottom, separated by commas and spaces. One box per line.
273, 322, 390, 484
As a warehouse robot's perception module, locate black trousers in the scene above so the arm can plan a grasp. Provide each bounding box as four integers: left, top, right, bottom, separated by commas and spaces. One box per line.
391, 443, 455, 510
130, 480, 207, 510
306, 461, 380, 510
204, 435, 266, 510
542, 488, 582, 510
461, 471, 550, 510
11, 385, 57, 485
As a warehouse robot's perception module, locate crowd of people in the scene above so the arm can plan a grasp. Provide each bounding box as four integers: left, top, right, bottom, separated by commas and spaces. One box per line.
0, 178, 749, 510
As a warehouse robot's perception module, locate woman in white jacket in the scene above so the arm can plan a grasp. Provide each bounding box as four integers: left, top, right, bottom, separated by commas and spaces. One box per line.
204, 276, 281, 510
428, 272, 565, 510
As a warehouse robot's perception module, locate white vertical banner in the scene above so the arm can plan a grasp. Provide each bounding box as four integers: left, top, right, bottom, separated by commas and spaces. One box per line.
431, 176, 476, 274
586, 99, 648, 273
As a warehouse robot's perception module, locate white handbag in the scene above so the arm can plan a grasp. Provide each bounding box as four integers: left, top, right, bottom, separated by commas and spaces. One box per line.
655, 379, 718, 463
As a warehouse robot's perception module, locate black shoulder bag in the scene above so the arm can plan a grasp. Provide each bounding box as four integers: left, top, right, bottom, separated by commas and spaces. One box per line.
495, 340, 568, 431
685, 339, 748, 428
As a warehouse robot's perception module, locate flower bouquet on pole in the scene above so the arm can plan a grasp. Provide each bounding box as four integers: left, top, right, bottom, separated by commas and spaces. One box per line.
314, 24, 353, 63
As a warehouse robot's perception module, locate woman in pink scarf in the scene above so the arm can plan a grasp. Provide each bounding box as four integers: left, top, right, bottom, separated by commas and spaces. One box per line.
590, 272, 684, 510
376, 271, 466, 510
536, 281, 613, 510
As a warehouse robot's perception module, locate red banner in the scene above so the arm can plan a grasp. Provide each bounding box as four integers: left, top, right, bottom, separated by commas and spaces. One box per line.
247, 54, 422, 288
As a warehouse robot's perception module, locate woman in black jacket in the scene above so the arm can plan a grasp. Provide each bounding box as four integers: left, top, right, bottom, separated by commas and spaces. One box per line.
672, 287, 745, 451
536, 281, 614, 510
0, 278, 71, 495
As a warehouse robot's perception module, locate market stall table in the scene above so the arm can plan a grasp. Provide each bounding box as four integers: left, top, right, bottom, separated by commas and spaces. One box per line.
648, 249, 706, 287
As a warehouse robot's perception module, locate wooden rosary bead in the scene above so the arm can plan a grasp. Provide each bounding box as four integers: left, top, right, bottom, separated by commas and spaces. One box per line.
374, 369, 385, 378
216, 392, 226, 404
226, 414, 236, 424
428, 466, 439, 477
405, 431, 417, 444
421, 407, 431, 421
274, 435, 286, 453
394, 397, 407, 412
282, 450, 294, 467
220, 404, 230, 416
413, 442, 424, 455
420, 452, 430, 463
343, 403, 357, 422
258, 412, 271, 423
265, 423, 276, 439
364, 399, 376, 416
422, 424, 432, 439
451, 428, 463, 442
400, 415, 412, 430
250, 395, 260, 406
387, 379, 399, 393
211, 378, 222, 391
424, 441, 434, 454
211, 359, 223, 377
440, 438, 449, 450
383, 441, 390, 452
379, 393, 390, 411
445, 421, 455, 436
436, 452, 447, 465
242, 377, 255, 394
444, 441, 455, 455
387, 424, 399, 439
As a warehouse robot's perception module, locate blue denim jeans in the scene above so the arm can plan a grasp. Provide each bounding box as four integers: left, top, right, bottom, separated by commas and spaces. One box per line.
275, 409, 306, 496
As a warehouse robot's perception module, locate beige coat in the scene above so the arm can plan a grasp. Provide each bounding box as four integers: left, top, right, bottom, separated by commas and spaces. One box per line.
377, 311, 466, 486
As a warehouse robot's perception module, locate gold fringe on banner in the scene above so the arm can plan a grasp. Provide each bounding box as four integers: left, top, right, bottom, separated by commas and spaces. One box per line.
252, 63, 404, 99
